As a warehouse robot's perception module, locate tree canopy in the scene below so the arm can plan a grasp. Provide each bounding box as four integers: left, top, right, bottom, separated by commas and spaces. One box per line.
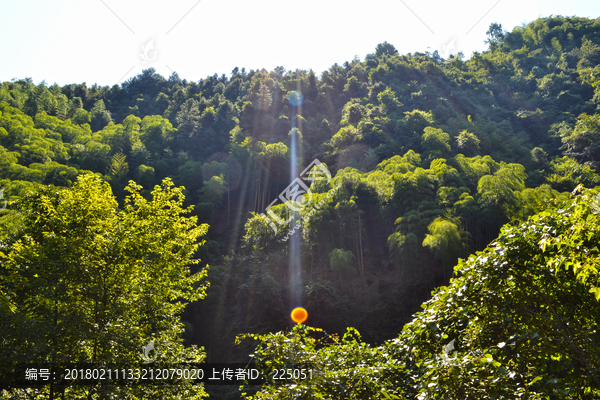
0, 175, 209, 399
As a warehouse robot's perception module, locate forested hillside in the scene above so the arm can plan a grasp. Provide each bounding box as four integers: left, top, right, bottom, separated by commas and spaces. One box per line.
1, 15, 600, 399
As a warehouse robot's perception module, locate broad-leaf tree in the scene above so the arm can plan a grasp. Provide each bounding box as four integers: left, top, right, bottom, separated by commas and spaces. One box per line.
0, 174, 209, 399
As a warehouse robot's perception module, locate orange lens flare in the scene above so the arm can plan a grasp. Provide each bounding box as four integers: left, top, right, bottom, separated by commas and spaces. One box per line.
290, 307, 308, 324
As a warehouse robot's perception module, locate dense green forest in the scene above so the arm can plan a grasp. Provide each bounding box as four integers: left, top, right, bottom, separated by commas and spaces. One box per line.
1, 15, 600, 398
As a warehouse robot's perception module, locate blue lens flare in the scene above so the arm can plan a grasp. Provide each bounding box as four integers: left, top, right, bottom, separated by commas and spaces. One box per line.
288, 91, 304, 107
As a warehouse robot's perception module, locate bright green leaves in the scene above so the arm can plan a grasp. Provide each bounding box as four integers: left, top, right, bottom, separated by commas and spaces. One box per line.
238, 325, 407, 400
243, 187, 600, 398
556, 113, 600, 169
0, 174, 209, 398
455, 154, 499, 187
546, 156, 600, 192
529, 186, 600, 293
421, 127, 451, 159
72, 107, 91, 125
422, 217, 465, 266
98, 114, 141, 156
330, 125, 361, 150
477, 162, 527, 217
510, 184, 567, 220
456, 130, 481, 156
140, 114, 176, 144
404, 186, 600, 397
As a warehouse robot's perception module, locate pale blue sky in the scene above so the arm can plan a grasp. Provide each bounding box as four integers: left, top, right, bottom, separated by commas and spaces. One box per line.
1, 0, 599, 86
